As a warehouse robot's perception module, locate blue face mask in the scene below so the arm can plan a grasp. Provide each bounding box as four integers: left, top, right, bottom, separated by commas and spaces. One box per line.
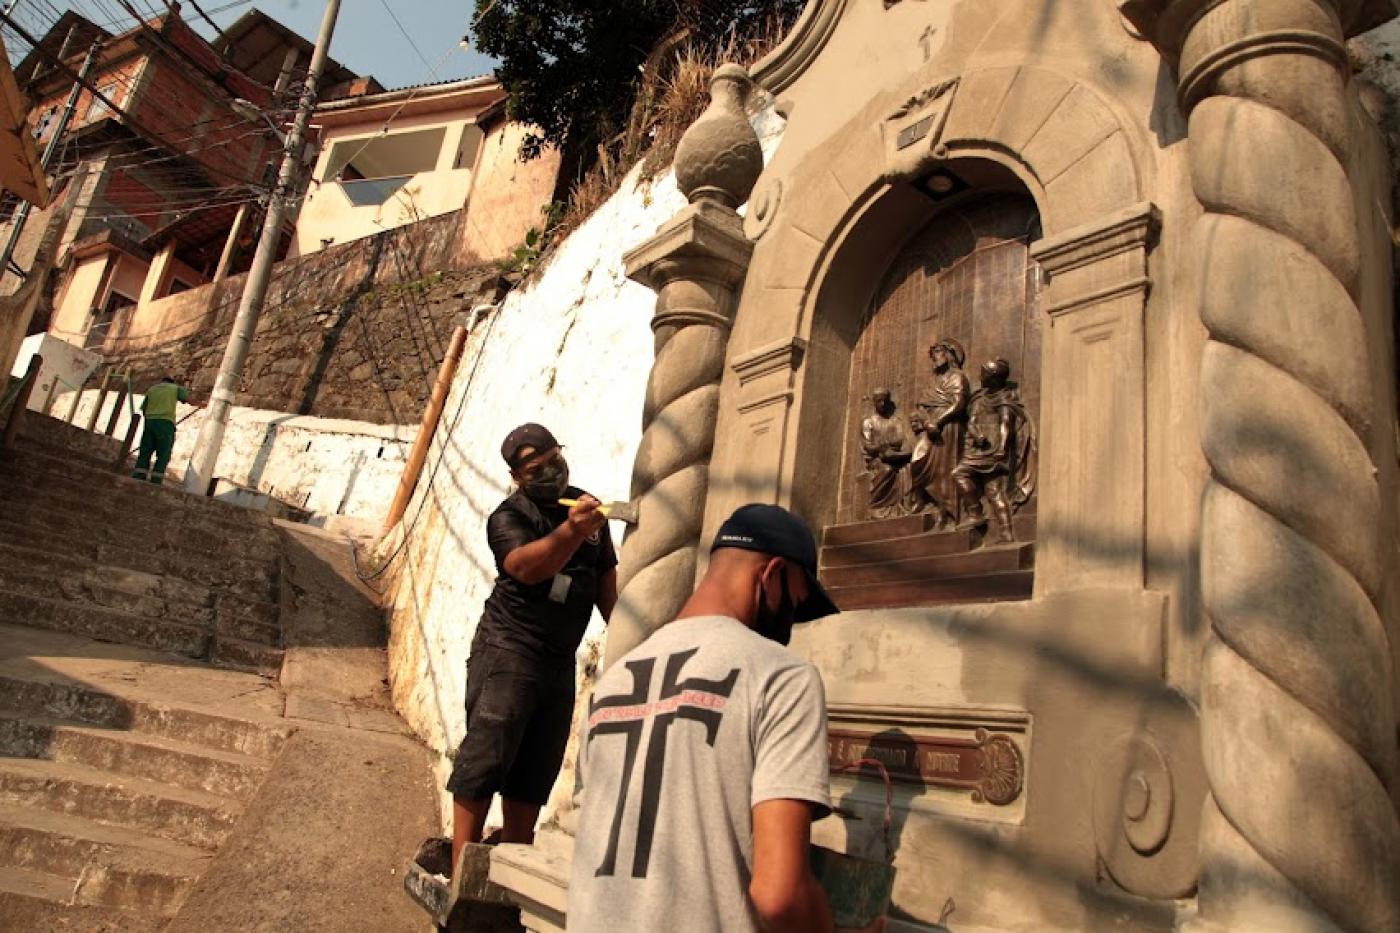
755, 570, 797, 646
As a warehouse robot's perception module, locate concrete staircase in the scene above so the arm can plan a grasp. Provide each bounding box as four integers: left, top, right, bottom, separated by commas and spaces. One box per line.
0, 415, 285, 676
0, 625, 292, 930
0, 415, 293, 928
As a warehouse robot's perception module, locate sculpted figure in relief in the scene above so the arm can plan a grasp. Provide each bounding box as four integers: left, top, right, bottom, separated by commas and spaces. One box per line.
953, 358, 1037, 543
860, 388, 913, 519
910, 338, 970, 529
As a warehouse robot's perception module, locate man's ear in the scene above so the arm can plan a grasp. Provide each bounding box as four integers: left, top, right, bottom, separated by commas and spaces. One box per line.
759, 557, 785, 595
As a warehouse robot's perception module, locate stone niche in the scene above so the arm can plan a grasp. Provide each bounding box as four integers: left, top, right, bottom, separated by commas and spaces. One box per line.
824, 188, 1042, 610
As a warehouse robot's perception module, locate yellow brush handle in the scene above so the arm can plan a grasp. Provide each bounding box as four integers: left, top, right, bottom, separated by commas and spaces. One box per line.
558, 498, 610, 516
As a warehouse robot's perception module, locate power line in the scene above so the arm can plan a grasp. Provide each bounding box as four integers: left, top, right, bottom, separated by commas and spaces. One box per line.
375, 0, 436, 79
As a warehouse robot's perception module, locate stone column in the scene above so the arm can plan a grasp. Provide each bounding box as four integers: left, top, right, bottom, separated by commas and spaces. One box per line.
1121, 1, 1399, 930
605, 64, 763, 667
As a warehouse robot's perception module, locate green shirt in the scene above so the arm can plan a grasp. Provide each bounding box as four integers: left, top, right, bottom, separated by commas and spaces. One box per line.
142, 382, 188, 422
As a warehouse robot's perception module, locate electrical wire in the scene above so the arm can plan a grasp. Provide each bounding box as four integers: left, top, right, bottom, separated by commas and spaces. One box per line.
375, 0, 437, 80
350, 302, 503, 588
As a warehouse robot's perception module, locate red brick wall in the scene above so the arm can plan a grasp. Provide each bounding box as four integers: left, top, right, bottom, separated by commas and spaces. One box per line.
133, 58, 274, 189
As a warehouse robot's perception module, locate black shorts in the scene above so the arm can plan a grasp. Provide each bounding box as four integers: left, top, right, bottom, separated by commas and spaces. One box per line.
446, 642, 575, 806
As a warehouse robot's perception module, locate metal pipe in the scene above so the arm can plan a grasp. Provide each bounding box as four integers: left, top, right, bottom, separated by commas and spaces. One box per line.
184, 0, 342, 495
40, 368, 63, 415
115, 414, 140, 473
105, 370, 129, 436
84, 367, 111, 432
382, 324, 468, 532
64, 371, 88, 424
3, 354, 41, 450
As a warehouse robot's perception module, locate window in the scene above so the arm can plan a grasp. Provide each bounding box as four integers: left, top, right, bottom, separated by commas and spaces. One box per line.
85, 83, 119, 123
321, 126, 446, 206
454, 124, 483, 170
32, 107, 57, 140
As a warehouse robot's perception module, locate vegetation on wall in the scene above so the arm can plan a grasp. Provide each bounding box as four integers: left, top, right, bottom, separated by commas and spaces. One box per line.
478, 3, 800, 266
473, 0, 803, 159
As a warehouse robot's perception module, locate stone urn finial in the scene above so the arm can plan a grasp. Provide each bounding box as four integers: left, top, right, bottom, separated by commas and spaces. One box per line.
674, 63, 764, 209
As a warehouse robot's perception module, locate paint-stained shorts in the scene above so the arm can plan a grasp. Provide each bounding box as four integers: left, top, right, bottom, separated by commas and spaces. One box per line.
446, 642, 575, 806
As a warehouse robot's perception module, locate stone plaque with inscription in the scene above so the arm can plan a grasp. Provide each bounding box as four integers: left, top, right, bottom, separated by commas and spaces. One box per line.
828, 726, 1024, 805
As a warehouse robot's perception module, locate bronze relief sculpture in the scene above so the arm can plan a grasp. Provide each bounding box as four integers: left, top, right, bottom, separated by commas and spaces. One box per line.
911, 338, 970, 530
857, 341, 1037, 544
860, 388, 914, 519
953, 358, 1037, 543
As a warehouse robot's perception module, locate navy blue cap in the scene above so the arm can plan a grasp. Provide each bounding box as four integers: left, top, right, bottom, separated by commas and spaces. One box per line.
711, 503, 840, 623
501, 423, 559, 468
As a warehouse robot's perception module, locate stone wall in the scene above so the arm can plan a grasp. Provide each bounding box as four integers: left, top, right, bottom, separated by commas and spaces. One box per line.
93, 211, 509, 424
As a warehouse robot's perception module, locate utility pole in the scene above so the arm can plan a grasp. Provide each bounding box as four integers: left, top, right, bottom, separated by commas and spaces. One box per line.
183, 0, 340, 495
0, 37, 101, 282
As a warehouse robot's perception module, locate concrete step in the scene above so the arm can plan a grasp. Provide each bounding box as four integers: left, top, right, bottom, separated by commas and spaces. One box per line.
0, 520, 279, 604
0, 715, 273, 799
0, 543, 281, 648
0, 586, 283, 673
210, 636, 284, 677
1, 444, 279, 533
0, 862, 157, 930
0, 673, 291, 759
0, 802, 208, 917
14, 413, 125, 465
0, 864, 159, 932
0, 588, 211, 659
0, 757, 241, 851
0, 489, 281, 567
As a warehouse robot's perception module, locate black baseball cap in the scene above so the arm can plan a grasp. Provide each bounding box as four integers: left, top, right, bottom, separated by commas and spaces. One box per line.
500, 423, 559, 468
711, 503, 840, 623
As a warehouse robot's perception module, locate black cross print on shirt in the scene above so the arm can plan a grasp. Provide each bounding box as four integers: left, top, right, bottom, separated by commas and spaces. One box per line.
587, 647, 739, 878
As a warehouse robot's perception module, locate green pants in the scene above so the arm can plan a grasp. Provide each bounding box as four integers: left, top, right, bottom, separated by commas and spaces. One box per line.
133, 418, 176, 485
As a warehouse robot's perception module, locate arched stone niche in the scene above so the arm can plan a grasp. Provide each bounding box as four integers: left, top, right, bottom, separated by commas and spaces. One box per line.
708, 64, 1160, 596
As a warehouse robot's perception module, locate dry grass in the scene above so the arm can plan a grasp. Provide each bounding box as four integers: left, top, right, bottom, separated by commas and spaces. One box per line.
544, 12, 793, 250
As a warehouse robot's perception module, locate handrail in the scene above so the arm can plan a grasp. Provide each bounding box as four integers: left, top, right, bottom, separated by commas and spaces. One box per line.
0, 375, 27, 415
2, 355, 42, 451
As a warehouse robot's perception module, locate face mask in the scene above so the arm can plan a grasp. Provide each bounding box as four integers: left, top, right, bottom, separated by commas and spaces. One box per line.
754, 568, 797, 646
522, 457, 569, 501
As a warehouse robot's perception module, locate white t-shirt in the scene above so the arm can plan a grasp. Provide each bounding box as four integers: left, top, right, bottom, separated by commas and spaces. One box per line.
568, 615, 831, 933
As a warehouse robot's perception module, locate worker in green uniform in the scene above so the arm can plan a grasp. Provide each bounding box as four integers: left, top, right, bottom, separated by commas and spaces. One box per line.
133, 376, 200, 485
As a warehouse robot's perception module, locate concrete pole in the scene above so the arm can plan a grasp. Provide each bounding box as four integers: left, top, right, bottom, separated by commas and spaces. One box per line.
183, 0, 341, 495
0, 38, 101, 285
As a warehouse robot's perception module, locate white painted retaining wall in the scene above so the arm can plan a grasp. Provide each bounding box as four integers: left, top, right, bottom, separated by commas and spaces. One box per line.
11, 333, 102, 413
383, 103, 785, 829
51, 388, 414, 527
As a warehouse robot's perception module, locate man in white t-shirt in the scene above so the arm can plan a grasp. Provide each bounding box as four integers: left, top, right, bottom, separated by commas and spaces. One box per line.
570, 504, 878, 932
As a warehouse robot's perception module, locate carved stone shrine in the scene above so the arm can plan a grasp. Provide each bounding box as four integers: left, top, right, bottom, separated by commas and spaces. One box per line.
491, 2, 1400, 931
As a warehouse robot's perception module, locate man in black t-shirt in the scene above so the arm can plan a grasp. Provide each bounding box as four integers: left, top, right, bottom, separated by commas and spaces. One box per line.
447, 422, 617, 878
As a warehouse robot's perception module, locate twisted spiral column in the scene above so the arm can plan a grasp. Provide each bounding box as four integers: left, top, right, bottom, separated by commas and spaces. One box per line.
605, 65, 763, 668
607, 246, 750, 666
1147, 1, 1399, 929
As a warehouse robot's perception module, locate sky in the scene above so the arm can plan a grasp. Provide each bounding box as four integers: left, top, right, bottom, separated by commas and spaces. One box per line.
7, 1, 501, 90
